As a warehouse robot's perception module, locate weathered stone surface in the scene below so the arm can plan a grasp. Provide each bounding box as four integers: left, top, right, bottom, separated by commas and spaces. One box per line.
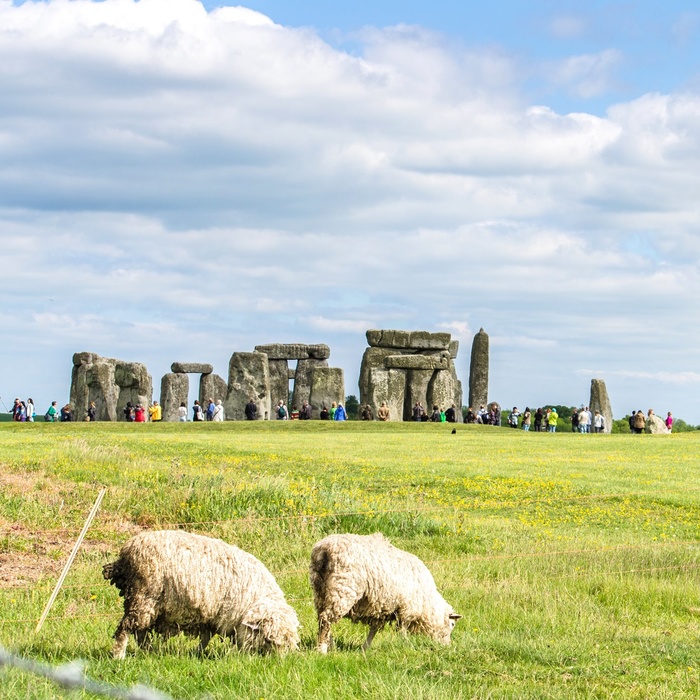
404, 369, 433, 420
468, 328, 489, 410
291, 358, 328, 410
365, 367, 406, 422
288, 368, 296, 380
427, 370, 458, 412
589, 378, 613, 435
70, 353, 152, 422
160, 373, 189, 422
225, 352, 271, 421
366, 330, 451, 351
358, 347, 401, 404
645, 413, 670, 434
254, 344, 330, 360
385, 353, 450, 370
309, 368, 345, 418
171, 362, 214, 375
448, 340, 459, 359
268, 360, 291, 408
199, 373, 228, 408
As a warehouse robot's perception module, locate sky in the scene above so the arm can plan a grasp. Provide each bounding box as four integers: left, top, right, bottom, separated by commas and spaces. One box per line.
1, 0, 700, 421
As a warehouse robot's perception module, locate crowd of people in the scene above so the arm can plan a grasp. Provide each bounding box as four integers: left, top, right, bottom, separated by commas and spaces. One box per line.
6, 395, 675, 432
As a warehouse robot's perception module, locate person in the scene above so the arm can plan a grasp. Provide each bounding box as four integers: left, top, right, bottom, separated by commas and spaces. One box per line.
631, 409, 645, 434
15, 401, 27, 422
665, 411, 673, 432
320, 405, 330, 420
508, 407, 520, 428
584, 406, 593, 434
361, 404, 373, 421
477, 405, 488, 424
430, 405, 441, 422
440, 408, 446, 422
212, 400, 224, 422
333, 402, 347, 421
134, 404, 146, 422
177, 402, 187, 422
377, 401, 390, 421
547, 407, 558, 432
60, 404, 73, 422
45, 401, 59, 422
628, 411, 636, 433
123, 402, 135, 422
412, 402, 425, 422
148, 401, 162, 422
243, 398, 257, 420
571, 408, 579, 433
534, 407, 543, 432
464, 407, 476, 424
593, 410, 605, 433
299, 401, 312, 420
87, 401, 97, 422
290, 406, 300, 420
445, 403, 457, 423
329, 402, 337, 420
192, 400, 204, 422
522, 407, 531, 431
26, 398, 35, 422
11, 398, 22, 421
206, 399, 216, 422
276, 399, 288, 420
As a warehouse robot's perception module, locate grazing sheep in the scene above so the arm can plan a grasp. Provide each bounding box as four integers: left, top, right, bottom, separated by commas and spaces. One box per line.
309, 533, 460, 652
103, 530, 300, 658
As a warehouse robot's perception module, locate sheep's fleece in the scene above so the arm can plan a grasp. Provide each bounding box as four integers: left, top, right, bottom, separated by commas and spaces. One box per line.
310, 532, 460, 652
103, 530, 300, 658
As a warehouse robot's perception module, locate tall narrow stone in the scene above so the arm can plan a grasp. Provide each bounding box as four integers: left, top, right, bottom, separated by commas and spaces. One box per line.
365, 367, 406, 421
309, 368, 345, 418
291, 358, 328, 410
427, 370, 458, 412
160, 373, 189, 422
404, 369, 433, 420
589, 378, 613, 434
468, 328, 489, 409
225, 352, 271, 420
268, 360, 291, 408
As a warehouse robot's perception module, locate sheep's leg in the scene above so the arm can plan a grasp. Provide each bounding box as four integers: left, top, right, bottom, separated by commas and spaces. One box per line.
362, 621, 383, 651
198, 629, 212, 655
112, 594, 159, 659
317, 612, 333, 654
112, 619, 130, 660
135, 629, 152, 651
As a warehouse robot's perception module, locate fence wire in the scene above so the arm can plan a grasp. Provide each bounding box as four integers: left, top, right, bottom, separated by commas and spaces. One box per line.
0, 645, 172, 699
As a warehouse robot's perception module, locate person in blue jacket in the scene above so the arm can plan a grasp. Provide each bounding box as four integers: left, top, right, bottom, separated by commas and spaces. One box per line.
333, 402, 347, 421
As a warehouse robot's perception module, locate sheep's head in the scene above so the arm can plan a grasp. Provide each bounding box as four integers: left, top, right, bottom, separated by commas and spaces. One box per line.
238, 600, 300, 655
432, 607, 462, 644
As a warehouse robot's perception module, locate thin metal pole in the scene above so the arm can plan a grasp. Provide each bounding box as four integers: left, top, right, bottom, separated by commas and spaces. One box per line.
35, 487, 107, 633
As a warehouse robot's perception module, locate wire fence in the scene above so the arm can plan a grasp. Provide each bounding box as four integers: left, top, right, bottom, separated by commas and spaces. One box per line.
0, 645, 172, 699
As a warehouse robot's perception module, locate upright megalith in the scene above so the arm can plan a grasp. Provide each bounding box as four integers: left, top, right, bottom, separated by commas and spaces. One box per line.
225, 352, 271, 421
468, 328, 489, 410
589, 379, 613, 434
161, 373, 189, 422
358, 330, 462, 421
268, 360, 291, 408
309, 368, 345, 418
70, 352, 152, 421
291, 358, 329, 411
199, 372, 228, 407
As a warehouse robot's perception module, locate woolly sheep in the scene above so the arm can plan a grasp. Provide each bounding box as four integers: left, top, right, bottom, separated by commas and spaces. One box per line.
309, 532, 460, 652
103, 530, 300, 658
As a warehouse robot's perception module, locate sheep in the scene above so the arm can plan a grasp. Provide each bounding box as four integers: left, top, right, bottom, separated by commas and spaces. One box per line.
309, 532, 460, 652
103, 530, 300, 658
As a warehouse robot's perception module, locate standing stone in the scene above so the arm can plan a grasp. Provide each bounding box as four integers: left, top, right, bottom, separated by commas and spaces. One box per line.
365, 367, 406, 422
404, 369, 433, 420
309, 368, 345, 418
268, 360, 291, 408
225, 352, 271, 421
589, 378, 613, 435
468, 328, 489, 410
358, 347, 403, 405
291, 358, 328, 411
427, 370, 458, 413
199, 373, 228, 408
645, 412, 670, 434
70, 353, 152, 422
161, 373, 189, 422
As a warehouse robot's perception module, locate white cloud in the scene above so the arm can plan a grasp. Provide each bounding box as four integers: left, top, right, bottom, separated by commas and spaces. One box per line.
0, 0, 699, 420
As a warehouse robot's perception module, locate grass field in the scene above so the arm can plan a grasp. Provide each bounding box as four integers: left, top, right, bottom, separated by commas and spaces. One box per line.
1, 421, 699, 699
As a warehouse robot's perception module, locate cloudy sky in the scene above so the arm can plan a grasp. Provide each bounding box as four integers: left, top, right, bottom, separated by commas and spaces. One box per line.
2, 0, 700, 421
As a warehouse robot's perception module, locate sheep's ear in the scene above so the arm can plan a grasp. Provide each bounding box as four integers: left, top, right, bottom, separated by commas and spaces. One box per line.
449, 613, 462, 620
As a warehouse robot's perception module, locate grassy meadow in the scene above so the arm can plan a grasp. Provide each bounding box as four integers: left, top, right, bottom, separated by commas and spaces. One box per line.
1, 420, 700, 699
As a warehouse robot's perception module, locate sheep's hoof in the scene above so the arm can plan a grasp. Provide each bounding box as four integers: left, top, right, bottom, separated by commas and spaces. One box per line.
317, 643, 329, 654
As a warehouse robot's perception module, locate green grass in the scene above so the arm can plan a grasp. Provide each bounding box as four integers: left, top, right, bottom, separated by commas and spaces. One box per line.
1, 421, 700, 699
